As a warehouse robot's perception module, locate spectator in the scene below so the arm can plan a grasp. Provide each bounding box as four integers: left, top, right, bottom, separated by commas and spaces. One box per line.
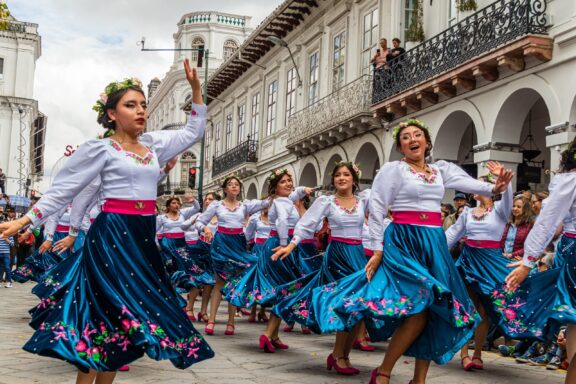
500, 195, 535, 260
371, 38, 389, 70
0, 168, 5, 194
441, 203, 456, 230
0, 231, 13, 287
530, 191, 549, 216
387, 38, 406, 61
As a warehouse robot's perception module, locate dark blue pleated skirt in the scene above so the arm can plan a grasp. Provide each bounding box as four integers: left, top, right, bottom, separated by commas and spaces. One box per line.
298, 241, 322, 275
23, 212, 214, 372
171, 240, 216, 290
210, 232, 257, 282
13, 231, 71, 283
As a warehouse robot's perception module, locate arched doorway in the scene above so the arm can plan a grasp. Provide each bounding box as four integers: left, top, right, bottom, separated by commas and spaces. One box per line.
246, 183, 258, 200
299, 163, 318, 188
322, 154, 343, 188
354, 142, 381, 189
434, 111, 478, 177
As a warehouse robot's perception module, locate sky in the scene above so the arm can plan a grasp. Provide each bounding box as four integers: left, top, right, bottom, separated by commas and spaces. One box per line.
8, 0, 281, 190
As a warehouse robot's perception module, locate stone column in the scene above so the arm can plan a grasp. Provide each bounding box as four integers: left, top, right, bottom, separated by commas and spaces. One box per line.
545, 122, 576, 173
473, 142, 524, 192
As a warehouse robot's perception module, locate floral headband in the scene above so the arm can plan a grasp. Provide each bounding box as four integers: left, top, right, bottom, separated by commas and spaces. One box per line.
92, 77, 143, 120
392, 119, 431, 141
335, 160, 362, 179
268, 168, 290, 182
223, 173, 241, 185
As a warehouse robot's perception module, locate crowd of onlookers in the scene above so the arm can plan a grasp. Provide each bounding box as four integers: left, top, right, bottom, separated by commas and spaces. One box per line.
441, 189, 569, 370
371, 37, 406, 71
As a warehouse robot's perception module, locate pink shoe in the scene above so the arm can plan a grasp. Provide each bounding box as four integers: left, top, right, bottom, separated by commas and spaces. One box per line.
259, 334, 276, 353
118, 365, 130, 372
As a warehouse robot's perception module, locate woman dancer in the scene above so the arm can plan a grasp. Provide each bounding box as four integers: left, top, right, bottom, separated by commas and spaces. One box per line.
0, 59, 213, 383
195, 176, 268, 336
224, 170, 311, 350
272, 162, 369, 374
445, 162, 513, 371
156, 196, 200, 276
311, 119, 512, 384
177, 192, 220, 323
506, 139, 576, 384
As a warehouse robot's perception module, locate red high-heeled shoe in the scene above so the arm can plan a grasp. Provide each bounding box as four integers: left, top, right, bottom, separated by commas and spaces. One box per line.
461, 355, 475, 371
118, 365, 130, 372
326, 353, 357, 375
197, 311, 208, 323
353, 339, 376, 352
204, 321, 215, 335
271, 338, 289, 349
344, 357, 360, 374
283, 324, 294, 332
185, 309, 196, 321
368, 368, 390, 384
224, 322, 235, 336
472, 357, 484, 370
259, 334, 276, 353
301, 326, 311, 335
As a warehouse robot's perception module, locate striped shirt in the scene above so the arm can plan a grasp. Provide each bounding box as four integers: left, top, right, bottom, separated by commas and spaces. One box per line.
0, 236, 14, 254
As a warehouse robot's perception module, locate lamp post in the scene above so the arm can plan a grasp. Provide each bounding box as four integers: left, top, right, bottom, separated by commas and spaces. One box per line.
140, 38, 209, 202
267, 35, 302, 88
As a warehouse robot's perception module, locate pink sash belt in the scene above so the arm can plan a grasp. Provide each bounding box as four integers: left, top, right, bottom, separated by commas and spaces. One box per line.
217, 227, 243, 235
270, 229, 295, 237
365, 249, 374, 257
565, 232, 576, 239
56, 225, 70, 232
392, 211, 442, 226
156, 234, 163, 239
255, 238, 267, 245
186, 240, 198, 245
330, 237, 362, 245
163, 232, 185, 239
102, 199, 156, 215
199, 235, 211, 243
465, 239, 501, 249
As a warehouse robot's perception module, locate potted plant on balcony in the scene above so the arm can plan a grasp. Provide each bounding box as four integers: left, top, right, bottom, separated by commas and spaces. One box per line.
405, 0, 425, 50
457, 0, 477, 20
0, 1, 11, 30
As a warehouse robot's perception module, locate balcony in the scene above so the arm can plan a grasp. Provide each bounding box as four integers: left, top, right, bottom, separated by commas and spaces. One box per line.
157, 182, 190, 196
212, 139, 258, 179
286, 75, 380, 156
372, 0, 552, 117
0, 19, 38, 36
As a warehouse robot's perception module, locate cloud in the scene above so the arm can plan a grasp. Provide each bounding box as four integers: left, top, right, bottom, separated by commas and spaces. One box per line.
7, 0, 280, 190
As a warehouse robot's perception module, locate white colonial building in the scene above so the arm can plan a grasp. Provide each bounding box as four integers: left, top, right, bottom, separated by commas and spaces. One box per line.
198, 0, 576, 200
147, 11, 252, 196
0, 2, 46, 196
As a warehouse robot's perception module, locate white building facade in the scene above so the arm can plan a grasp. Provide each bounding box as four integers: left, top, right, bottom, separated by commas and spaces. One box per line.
200, 0, 576, 200
0, 3, 46, 196
147, 11, 252, 196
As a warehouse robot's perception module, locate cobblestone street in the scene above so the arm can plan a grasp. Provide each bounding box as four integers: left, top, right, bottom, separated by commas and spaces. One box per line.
0, 282, 566, 384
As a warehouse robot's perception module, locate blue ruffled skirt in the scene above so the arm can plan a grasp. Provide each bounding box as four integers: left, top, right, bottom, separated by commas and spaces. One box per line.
312, 223, 479, 365
171, 240, 215, 290
224, 235, 301, 308
159, 236, 186, 273
13, 231, 72, 283
23, 212, 214, 372
553, 234, 574, 269
210, 232, 256, 282
298, 241, 322, 275
273, 239, 368, 332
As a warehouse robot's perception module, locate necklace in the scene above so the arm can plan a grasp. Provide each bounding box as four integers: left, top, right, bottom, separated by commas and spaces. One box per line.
335, 193, 354, 199
404, 159, 427, 173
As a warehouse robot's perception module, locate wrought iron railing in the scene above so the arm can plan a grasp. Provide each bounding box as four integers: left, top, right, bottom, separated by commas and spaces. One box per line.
372, 0, 548, 104
0, 20, 36, 33
286, 75, 373, 146
157, 182, 189, 196
212, 139, 258, 177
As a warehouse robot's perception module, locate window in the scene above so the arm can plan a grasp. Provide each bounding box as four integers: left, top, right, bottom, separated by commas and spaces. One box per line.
404, 0, 418, 44
180, 152, 196, 186
362, 9, 379, 76
266, 80, 278, 136
237, 104, 246, 144
448, 0, 457, 26
0, 58, 4, 80
285, 68, 297, 124
332, 31, 346, 91
223, 39, 239, 61
214, 121, 222, 158
308, 52, 319, 106
191, 37, 205, 67
225, 114, 233, 150
204, 126, 211, 164
250, 93, 260, 140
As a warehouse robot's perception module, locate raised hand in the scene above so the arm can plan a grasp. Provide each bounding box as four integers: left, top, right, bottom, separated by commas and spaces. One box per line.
164, 157, 178, 173
486, 161, 504, 177
184, 58, 204, 106
492, 168, 513, 194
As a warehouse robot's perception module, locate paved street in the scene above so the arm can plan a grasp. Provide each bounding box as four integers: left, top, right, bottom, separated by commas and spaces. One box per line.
0, 282, 566, 384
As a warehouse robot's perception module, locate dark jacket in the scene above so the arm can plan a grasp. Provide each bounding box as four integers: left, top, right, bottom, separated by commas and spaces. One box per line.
500, 222, 534, 259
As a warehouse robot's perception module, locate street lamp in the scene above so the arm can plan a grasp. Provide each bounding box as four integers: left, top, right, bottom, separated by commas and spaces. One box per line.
267, 35, 302, 88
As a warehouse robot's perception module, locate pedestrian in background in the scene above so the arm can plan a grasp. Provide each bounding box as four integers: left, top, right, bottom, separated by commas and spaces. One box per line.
0, 232, 14, 287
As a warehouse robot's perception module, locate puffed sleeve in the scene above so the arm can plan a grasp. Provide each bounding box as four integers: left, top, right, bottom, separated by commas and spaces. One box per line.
292, 196, 330, 246
288, 187, 307, 202
181, 200, 201, 219
244, 198, 271, 216
360, 189, 371, 213
273, 197, 294, 246
26, 139, 108, 226
68, 177, 102, 235
195, 201, 220, 232
140, 104, 206, 166
368, 162, 404, 251
494, 183, 513, 222
156, 215, 165, 234
523, 173, 576, 268
436, 160, 493, 196
181, 213, 200, 231
245, 213, 258, 242
43, 206, 68, 241
445, 207, 468, 249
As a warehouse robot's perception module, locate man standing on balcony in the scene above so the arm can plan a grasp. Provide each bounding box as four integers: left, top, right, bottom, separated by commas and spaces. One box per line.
388, 38, 406, 61
371, 38, 389, 70
0, 169, 6, 194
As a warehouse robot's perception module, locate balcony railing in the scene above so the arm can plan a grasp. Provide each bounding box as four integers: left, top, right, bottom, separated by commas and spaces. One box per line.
0, 20, 37, 34
372, 0, 548, 105
157, 182, 189, 196
286, 75, 373, 147
212, 139, 258, 177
